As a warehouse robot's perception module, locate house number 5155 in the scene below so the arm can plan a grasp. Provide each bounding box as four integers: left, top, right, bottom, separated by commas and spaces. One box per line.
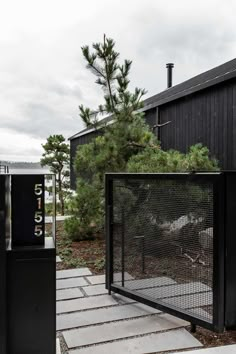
34, 183, 43, 237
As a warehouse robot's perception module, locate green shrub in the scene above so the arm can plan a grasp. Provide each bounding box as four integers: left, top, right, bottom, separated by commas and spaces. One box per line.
45, 201, 70, 216
127, 144, 218, 173
64, 216, 95, 241
94, 256, 105, 271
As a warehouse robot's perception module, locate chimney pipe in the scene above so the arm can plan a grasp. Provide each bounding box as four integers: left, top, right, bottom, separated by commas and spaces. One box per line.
166, 63, 174, 88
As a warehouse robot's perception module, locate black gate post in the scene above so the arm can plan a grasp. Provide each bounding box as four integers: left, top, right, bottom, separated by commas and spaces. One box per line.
224, 172, 236, 329
212, 174, 225, 332
7, 174, 56, 354
0, 176, 7, 354
121, 207, 125, 287
105, 174, 113, 294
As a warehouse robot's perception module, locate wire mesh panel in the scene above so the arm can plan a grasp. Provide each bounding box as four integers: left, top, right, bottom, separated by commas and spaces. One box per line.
106, 173, 224, 331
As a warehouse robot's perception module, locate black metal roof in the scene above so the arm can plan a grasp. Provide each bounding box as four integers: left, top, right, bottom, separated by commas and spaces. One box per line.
69, 57, 236, 140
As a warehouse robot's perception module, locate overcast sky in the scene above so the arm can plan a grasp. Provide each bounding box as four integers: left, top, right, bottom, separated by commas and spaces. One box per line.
1, 0, 236, 161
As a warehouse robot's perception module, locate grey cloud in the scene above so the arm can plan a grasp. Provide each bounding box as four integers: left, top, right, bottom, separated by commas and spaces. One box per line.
48, 82, 83, 99
1, 0, 236, 161
4, 102, 81, 140
0, 144, 41, 157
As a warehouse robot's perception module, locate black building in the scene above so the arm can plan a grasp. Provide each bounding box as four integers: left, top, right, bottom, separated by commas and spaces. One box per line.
69, 58, 236, 189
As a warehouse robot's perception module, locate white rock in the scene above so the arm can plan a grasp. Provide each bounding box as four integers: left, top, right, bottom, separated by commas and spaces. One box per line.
199, 227, 213, 250
160, 214, 203, 239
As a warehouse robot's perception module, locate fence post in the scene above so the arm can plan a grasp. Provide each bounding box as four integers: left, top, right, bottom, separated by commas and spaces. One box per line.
105, 175, 113, 294
0, 176, 7, 354
121, 208, 125, 287
212, 173, 225, 332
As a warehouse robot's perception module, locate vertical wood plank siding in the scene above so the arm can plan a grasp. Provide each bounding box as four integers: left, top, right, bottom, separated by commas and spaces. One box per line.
70, 78, 236, 188
159, 79, 236, 170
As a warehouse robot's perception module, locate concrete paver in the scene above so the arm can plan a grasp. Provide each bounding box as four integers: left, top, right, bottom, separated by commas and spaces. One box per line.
56, 277, 88, 290
171, 344, 236, 354
82, 284, 107, 296
57, 293, 134, 314
57, 288, 84, 301
57, 302, 160, 331
85, 272, 133, 285
56, 338, 61, 354
163, 291, 212, 309
68, 328, 202, 354
139, 281, 211, 298
121, 276, 177, 290
63, 313, 189, 349
56, 268, 204, 354
57, 268, 92, 279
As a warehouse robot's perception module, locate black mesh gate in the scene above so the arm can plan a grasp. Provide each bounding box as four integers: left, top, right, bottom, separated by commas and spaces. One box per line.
106, 173, 225, 332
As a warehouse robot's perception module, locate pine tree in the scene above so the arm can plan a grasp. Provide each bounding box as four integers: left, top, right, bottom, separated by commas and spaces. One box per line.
41, 135, 70, 216
65, 35, 218, 241
76, 34, 157, 181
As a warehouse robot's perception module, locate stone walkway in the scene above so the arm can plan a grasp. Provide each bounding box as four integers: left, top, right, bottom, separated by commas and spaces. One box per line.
172, 345, 236, 353
56, 267, 203, 353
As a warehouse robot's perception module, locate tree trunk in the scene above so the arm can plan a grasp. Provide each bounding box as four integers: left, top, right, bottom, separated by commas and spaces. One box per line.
58, 172, 64, 216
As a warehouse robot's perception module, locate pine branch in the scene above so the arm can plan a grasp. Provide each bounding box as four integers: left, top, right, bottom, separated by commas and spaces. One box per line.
152, 121, 171, 130
82, 45, 106, 79
124, 141, 160, 149
103, 34, 116, 113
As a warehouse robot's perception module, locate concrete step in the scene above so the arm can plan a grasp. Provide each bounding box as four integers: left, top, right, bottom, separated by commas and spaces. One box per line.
57, 288, 84, 301
115, 276, 177, 290
56, 256, 62, 263
63, 313, 189, 349
56, 293, 134, 314
57, 302, 160, 331
57, 268, 92, 279
82, 284, 107, 296
67, 328, 202, 354
56, 338, 61, 354
85, 272, 133, 285
163, 291, 212, 309
171, 344, 236, 353
56, 277, 88, 290
138, 281, 211, 298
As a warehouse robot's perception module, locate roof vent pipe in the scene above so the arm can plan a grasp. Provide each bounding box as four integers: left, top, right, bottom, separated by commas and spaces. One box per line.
166, 63, 174, 88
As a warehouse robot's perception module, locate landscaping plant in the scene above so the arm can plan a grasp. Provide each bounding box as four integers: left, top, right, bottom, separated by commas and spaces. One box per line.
65, 35, 218, 241
41, 134, 70, 216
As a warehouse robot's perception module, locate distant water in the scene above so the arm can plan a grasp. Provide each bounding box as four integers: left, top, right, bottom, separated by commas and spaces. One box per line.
10, 168, 51, 174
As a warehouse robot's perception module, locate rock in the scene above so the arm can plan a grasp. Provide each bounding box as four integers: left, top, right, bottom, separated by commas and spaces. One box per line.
199, 227, 213, 250
160, 214, 204, 241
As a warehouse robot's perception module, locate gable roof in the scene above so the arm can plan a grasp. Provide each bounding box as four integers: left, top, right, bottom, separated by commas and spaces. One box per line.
69, 57, 236, 140
142, 57, 236, 111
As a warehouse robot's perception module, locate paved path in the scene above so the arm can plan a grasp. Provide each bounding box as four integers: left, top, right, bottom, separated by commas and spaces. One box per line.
56, 268, 203, 353
172, 344, 236, 353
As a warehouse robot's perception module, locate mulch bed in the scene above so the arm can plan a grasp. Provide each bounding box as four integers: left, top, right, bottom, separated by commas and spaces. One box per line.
188, 326, 236, 348
53, 221, 105, 274
53, 220, 236, 350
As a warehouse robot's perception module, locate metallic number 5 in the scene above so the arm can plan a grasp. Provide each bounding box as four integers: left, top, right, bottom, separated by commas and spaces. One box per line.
35, 184, 43, 196
34, 225, 43, 237
34, 211, 43, 223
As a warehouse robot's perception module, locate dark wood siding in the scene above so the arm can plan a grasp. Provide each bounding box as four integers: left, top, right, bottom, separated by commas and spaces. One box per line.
70, 78, 236, 188
159, 79, 236, 170
144, 108, 157, 129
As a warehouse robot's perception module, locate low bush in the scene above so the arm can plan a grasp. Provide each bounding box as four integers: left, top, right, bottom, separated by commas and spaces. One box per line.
64, 216, 95, 241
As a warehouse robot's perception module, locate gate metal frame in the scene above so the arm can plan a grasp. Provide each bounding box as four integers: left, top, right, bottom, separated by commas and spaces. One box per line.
0, 175, 8, 354
105, 172, 225, 332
